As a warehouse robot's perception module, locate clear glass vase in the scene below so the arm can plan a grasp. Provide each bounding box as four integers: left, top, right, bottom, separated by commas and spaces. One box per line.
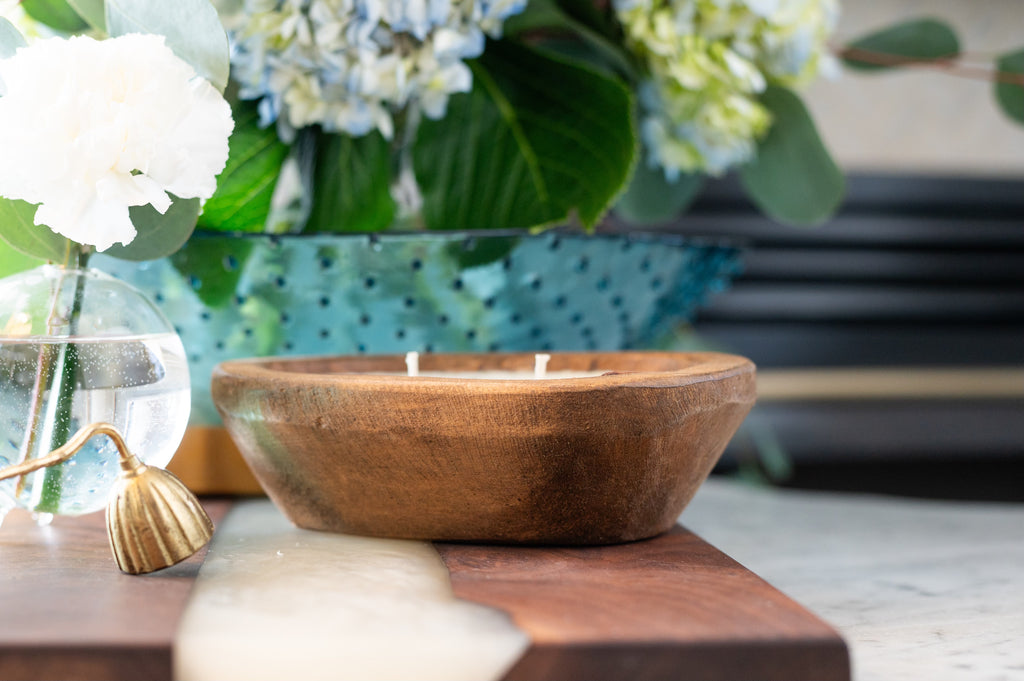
0, 265, 190, 524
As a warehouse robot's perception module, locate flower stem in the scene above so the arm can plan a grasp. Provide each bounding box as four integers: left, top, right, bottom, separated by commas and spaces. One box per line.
17, 245, 92, 513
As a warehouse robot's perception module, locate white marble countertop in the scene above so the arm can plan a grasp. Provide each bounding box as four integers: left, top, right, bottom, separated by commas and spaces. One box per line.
682, 479, 1024, 681
174, 479, 1024, 681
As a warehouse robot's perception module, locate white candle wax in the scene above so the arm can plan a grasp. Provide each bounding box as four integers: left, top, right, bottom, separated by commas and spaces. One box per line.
405, 351, 420, 377
405, 369, 607, 380
374, 352, 605, 380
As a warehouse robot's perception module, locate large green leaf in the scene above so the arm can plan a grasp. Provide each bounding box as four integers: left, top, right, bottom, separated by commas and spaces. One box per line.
170, 234, 254, 308
0, 198, 72, 262
415, 40, 635, 231
198, 98, 290, 233
106, 0, 229, 92
102, 196, 200, 261
739, 87, 844, 227
67, 0, 106, 32
995, 49, 1024, 126
305, 129, 395, 234
615, 161, 703, 224
505, 0, 634, 78
0, 18, 27, 58
20, 0, 89, 33
842, 18, 959, 71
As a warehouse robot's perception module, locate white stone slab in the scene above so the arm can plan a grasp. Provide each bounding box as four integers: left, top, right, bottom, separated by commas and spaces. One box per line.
174, 500, 528, 681
683, 479, 1024, 681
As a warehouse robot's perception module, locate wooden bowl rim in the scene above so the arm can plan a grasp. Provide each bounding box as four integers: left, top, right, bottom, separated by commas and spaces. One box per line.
213, 351, 756, 395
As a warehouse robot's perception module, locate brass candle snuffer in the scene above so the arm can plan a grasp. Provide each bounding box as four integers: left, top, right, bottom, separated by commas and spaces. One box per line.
0, 422, 213, 575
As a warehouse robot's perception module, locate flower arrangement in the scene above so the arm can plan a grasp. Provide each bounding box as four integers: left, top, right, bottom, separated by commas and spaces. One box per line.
617, 0, 837, 177
0, 1, 233, 266
2, 1, 1022, 271
0, 33, 231, 253
0, 0, 233, 517
203, 0, 843, 237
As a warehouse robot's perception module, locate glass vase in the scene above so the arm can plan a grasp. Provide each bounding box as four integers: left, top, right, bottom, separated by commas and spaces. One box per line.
0, 265, 190, 524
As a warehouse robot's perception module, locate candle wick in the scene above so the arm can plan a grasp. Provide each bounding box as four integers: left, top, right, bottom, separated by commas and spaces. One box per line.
405, 351, 419, 377
534, 353, 551, 379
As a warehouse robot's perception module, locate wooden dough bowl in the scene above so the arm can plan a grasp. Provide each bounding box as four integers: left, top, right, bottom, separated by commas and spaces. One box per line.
212, 352, 756, 545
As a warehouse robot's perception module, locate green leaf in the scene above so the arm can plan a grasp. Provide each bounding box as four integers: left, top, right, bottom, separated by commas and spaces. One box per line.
170, 234, 254, 308
415, 40, 635, 231
0, 198, 72, 262
106, 0, 229, 92
615, 161, 703, 224
66, 0, 107, 32
0, 18, 27, 58
102, 197, 200, 261
0, 237, 45, 279
505, 0, 634, 79
995, 49, 1024, 126
739, 87, 844, 227
20, 0, 89, 33
304, 129, 394, 234
198, 98, 290, 233
842, 18, 960, 71
444, 235, 521, 270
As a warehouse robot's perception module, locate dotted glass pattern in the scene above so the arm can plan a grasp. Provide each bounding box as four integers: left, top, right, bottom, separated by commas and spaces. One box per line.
95, 231, 742, 424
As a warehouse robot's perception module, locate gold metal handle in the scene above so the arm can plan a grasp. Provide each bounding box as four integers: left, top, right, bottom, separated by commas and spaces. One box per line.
1, 423, 213, 575
0, 422, 141, 482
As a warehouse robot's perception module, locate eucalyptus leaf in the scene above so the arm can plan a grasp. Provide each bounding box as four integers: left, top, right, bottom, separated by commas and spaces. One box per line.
67, 0, 106, 32
842, 18, 960, 71
198, 98, 290, 232
615, 161, 703, 224
21, 0, 89, 33
106, 0, 229, 92
415, 40, 635, 231
0, 18, 27, 58
102, 196, 200, 261
0, 236, 45, 279
0, 198, 72, 262
305, 129, 394, 234
995, 49, 1024, 126
739, 87, 843, 227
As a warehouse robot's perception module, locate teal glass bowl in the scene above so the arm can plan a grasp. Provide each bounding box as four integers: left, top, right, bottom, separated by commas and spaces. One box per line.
95, 230, 742, 424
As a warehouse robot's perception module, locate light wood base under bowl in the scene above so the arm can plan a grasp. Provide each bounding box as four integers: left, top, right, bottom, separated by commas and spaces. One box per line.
167, 427, 263, 496
212, 352, 756, 545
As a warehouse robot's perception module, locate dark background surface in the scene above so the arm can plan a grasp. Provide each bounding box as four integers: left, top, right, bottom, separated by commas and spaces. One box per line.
605, 174, 1024, 501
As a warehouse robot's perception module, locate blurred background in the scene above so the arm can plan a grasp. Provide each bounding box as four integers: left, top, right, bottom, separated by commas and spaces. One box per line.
620, 0, 1024, 501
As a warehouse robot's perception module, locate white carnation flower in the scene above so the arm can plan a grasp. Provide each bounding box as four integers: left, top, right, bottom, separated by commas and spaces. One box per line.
0, 34, 233, 252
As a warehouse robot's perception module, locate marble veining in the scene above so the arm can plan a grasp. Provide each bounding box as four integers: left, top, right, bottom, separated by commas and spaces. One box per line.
683, 479, 1024, 681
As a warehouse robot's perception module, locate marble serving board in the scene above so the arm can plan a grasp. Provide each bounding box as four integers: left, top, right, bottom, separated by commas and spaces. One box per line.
0, 500, 849, 681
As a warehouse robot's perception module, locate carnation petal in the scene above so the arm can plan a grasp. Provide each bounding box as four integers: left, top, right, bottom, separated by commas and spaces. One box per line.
0, 33, 233, 250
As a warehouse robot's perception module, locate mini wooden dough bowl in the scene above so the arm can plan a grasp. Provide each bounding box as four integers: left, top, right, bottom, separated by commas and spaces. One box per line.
212, 352, 756, 545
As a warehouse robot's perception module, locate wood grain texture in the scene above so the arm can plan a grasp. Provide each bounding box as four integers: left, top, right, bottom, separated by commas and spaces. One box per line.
0, 500, 229, 681
437, 526, 850, 681
168, 427, 263, 495
212, 352, 756, 544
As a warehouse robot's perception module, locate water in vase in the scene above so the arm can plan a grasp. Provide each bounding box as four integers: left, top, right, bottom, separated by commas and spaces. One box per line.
0, 333, 190, 522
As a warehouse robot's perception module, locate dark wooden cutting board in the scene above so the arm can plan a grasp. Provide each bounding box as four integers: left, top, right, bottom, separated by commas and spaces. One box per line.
0, 504, 848, 681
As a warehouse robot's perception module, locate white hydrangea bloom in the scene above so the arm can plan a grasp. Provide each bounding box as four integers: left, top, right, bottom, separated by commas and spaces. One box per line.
0, 34, 233, 252
615, 0, 837, 178
224, 0, 527, 139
